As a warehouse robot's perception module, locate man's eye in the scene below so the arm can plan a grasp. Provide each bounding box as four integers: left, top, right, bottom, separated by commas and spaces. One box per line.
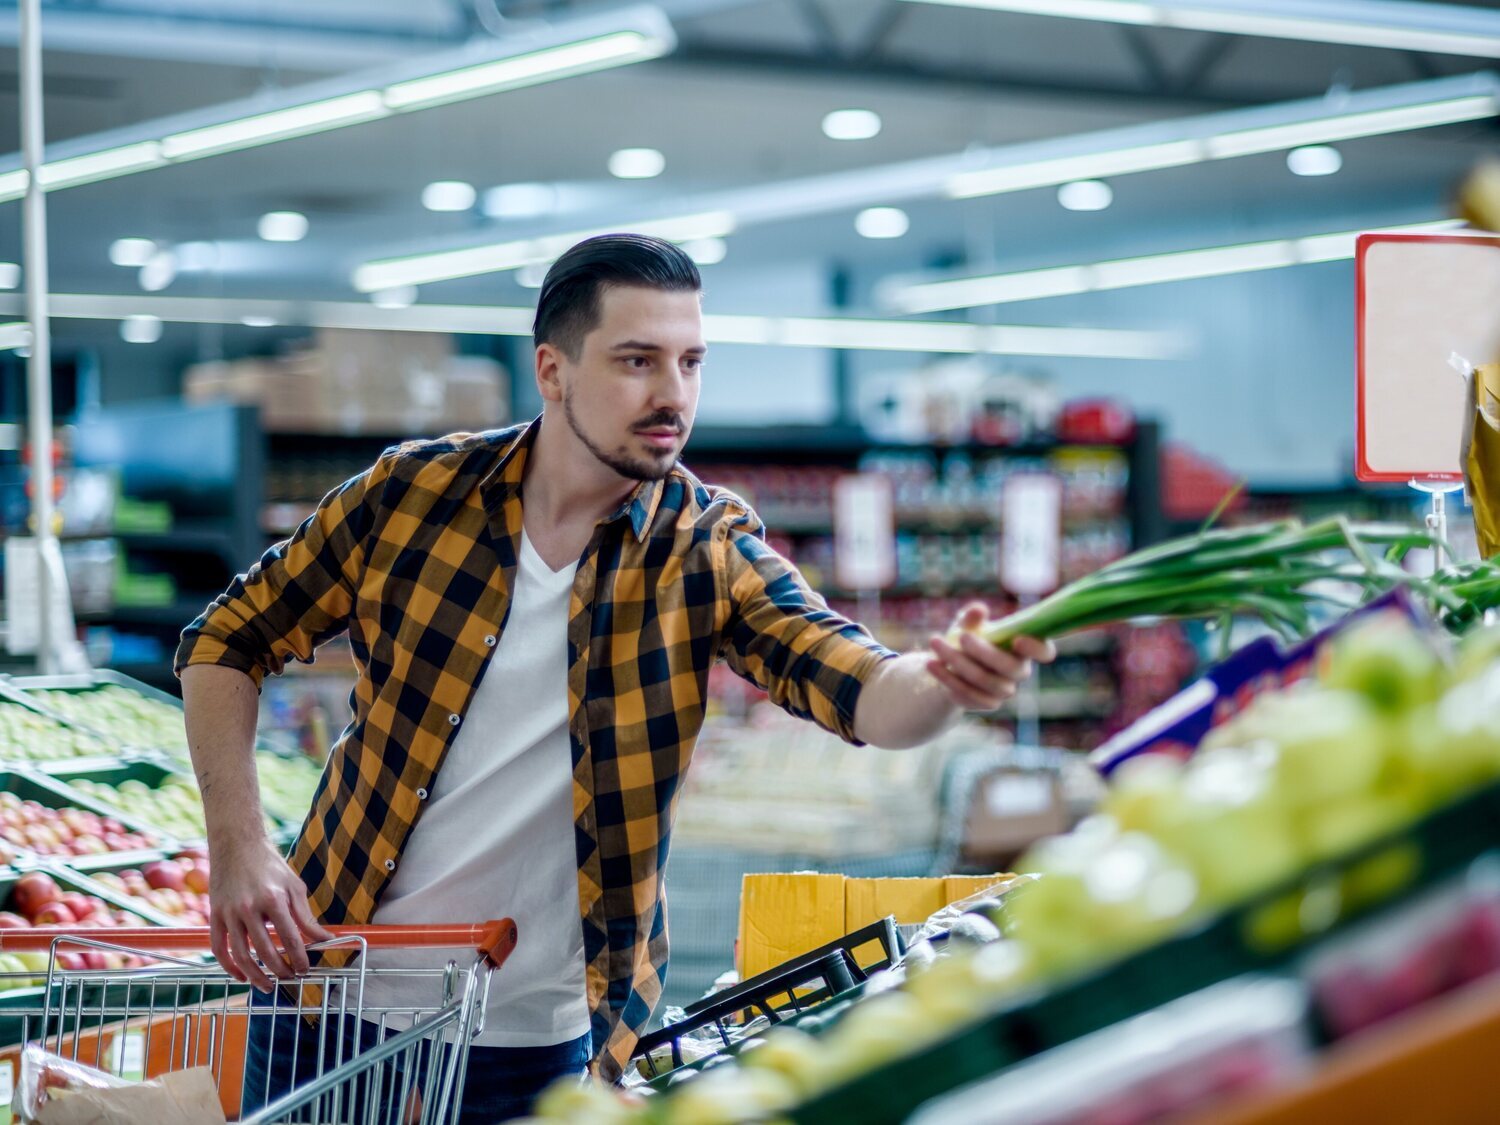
623, 356, 649, 369
684, 358, 703, 373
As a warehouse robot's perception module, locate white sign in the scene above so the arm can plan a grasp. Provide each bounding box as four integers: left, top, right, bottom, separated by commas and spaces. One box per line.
833, 473, 896, 591
1356, 232, 1500, 482
1001, 473, 1062, 597
4, 537, 91, 672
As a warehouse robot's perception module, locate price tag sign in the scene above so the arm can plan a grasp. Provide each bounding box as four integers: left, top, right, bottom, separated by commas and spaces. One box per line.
1001, 473, 1062, 597
833, 473, 896, 591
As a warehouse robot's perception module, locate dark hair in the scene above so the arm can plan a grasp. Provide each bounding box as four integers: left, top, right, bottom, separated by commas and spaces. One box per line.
532, 234, 701, 359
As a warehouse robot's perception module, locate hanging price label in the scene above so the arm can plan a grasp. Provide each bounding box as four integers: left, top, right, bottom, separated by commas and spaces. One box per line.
833, 473, 896, 591
1001, 473, 1062, 597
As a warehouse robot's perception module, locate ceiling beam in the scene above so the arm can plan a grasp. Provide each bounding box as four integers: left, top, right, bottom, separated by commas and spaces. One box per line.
669, 39, 1281, 110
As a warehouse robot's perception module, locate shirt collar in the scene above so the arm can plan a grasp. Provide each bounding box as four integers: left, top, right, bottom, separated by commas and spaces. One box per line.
485, 415, 665, 543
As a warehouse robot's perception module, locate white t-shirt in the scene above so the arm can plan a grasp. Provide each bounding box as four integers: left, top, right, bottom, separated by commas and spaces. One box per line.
362, 530, 591, 1048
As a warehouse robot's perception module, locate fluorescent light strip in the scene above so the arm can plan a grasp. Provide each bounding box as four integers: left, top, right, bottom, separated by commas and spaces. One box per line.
886, 219, 1464, 312
0, 294, 1181, 359
0, 14, 673, 203
36, 142, 165, 189
0, 322, 30, 350
161, 91, 388, 160
948, 92, 1497, 199
384, 31, 664, 110
901, 0, 1500, 59
353, 211, 737, 292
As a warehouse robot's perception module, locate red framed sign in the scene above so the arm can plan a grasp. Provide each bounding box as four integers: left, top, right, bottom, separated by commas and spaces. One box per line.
1355, 231, 1500, 483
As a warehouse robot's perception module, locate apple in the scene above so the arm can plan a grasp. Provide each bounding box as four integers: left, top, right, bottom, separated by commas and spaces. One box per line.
1320, 614, 1444, 715
53, 952, 85, 972
33, 902, 76, 926
60, 894, 95, 922
183, 866, 210, 895
143, 861, 186, 892
81, 952, 108, 971
13, 872, 61, 917
0, 912, 26, 929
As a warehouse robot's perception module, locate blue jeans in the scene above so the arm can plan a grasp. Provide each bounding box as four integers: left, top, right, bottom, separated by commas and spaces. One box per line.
241, 989, 591, 1124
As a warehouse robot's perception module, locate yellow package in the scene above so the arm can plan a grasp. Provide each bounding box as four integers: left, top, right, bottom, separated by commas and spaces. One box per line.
1466, 363, 1500, 560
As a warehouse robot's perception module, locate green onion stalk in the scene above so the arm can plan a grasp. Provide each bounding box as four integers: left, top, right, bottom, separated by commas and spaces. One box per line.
971, 517, 1472, 651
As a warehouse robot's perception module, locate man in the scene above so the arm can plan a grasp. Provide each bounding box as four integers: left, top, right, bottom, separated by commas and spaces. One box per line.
178, 234, 1052, 1120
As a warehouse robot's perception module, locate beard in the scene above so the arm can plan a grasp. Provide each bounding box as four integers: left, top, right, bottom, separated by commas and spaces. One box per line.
562, 388, 681, 482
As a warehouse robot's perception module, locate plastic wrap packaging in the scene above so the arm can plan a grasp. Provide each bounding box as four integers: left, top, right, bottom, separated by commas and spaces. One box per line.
13, 1045, 225, 1125
1463, 363, 1499, 560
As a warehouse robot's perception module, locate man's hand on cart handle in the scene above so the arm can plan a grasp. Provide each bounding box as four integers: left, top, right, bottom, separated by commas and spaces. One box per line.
209, 835, 333, 992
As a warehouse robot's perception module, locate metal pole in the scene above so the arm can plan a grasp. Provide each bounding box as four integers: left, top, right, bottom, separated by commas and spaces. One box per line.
19, 0, 56, 673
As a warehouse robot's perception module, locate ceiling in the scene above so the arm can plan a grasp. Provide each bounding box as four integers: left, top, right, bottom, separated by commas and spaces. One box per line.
0, 0, 1494, 323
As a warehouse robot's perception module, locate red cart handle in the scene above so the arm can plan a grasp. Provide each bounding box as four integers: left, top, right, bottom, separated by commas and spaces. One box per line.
0, 920, 520, 969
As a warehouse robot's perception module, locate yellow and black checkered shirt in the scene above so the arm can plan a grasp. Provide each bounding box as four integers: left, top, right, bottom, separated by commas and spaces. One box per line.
175, 417, 894, 1080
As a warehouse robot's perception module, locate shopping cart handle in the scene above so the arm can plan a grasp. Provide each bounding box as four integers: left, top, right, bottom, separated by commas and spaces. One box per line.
0, 920, 520, 968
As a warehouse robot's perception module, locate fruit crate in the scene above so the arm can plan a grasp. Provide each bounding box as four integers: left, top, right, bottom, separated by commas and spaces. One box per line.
0, 670, 298, 761
0, 692, 137, 776
0, 768, 166, 869
45, 852, 201, 929
783, 779, 1500, 1125
26, 761, 203, 851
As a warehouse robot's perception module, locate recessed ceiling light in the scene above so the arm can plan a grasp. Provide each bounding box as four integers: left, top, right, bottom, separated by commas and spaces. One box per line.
684, 237, 728, 265
372, 285, 419, 310
516, 262, 549, 289
1057, 179, 1114, 211
109, 238, 156, 268
139, 250, 178, 292
120, 314, 163, 344
240, 315, 277, 328
0, 263, 19, 290
421, 181, 477, 212
258, 211, 309, 242
855, 206, 909, 239
1286, 145, 1343, 177
608, 147, 665, 179
483, 182, 558, 219
822, 109, 882, 141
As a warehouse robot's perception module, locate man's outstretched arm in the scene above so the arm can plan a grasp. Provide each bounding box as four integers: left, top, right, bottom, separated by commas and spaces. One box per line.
853, 603, 1055, 749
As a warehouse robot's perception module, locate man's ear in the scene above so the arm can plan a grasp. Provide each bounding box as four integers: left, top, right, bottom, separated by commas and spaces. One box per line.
535, 343, 565, 404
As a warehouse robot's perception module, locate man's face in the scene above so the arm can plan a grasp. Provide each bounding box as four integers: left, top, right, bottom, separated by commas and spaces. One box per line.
549, 285, 705, 482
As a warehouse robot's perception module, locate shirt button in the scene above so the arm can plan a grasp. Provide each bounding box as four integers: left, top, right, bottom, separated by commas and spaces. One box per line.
448, 713, 461, 727
384, 859, 396, 872
416, 787, 428, 800
483, 635, 497, 648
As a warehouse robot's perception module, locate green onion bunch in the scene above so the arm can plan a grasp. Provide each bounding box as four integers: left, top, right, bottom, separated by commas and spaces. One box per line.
975, 516, 1469, 650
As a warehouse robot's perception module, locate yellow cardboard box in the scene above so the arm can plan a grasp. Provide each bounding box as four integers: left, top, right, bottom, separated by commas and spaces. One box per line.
738, 872, 1012, 979
738, 873, 846, 981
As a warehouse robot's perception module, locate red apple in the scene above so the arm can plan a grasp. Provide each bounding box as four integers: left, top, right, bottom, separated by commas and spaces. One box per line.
81, 952, 107, 971
0, 912, 26, 929
183, 867, 210, 895
53, 952, 85, 971
33, 902, 75, 926
60, 894, 95, 922
142, 861, 186, 893
12, 873, 61, 918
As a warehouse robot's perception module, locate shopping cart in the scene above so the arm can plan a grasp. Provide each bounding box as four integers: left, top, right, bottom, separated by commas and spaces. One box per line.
0, 920, 518, 1124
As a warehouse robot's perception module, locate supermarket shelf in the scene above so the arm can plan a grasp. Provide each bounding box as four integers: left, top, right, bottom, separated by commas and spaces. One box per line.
115, 526, 240, 556
1195, 973, 1500, 1125
81, 600, 209, 628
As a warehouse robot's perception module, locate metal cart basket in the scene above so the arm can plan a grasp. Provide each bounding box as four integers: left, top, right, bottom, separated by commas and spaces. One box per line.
0, 920, 518, 1124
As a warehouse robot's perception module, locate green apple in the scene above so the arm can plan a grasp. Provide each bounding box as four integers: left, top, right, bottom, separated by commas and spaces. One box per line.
1320, 614, 1446, 715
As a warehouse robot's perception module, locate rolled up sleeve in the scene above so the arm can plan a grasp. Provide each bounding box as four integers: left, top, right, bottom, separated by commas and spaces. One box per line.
717, 510, 895, 742
174, 453, 389, 689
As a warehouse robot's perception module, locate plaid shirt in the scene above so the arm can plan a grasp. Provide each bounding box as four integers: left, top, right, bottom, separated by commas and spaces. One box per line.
176, 417, 894, 1080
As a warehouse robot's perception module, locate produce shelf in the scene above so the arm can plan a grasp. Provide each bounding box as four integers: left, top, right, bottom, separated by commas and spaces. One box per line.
1192, 972, 1500, 1124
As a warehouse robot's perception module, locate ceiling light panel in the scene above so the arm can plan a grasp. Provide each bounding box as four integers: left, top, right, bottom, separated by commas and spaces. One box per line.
884, 219, 1464, 313
900, 0, 1500, 59
353, 210, 735, 292
0, 8, 675, 203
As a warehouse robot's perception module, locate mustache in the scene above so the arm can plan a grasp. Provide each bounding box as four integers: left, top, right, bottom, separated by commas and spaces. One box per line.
632, 412, 683, 433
